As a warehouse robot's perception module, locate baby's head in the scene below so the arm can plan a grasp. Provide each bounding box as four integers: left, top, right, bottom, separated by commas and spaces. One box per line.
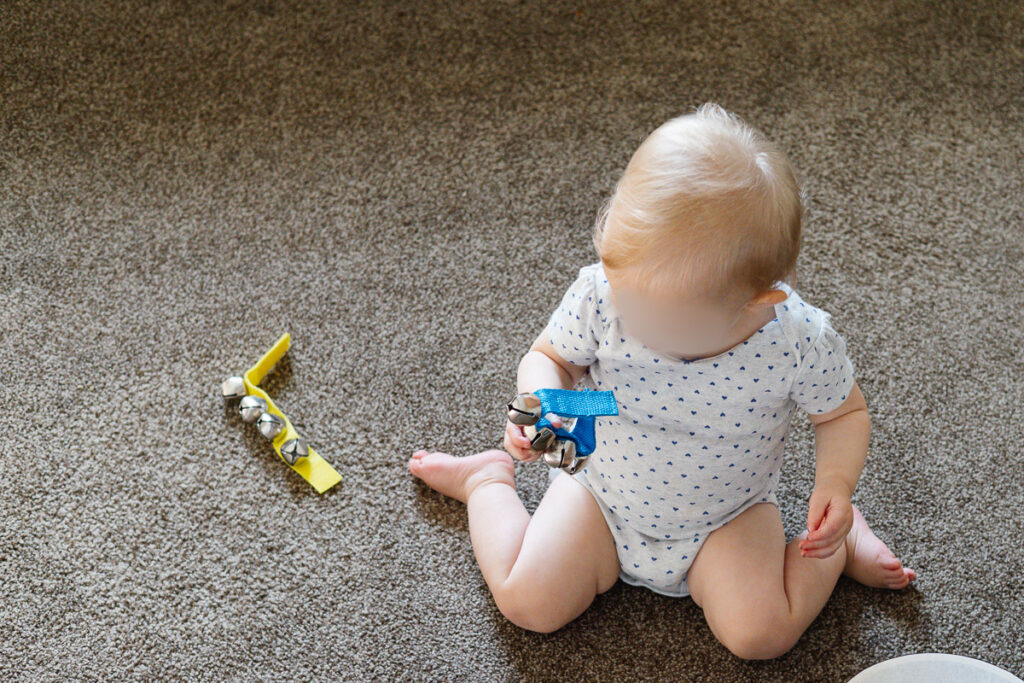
593, 102, 803, 358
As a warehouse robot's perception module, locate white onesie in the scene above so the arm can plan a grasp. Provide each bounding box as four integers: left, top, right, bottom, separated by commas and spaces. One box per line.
545, 261, 856, 598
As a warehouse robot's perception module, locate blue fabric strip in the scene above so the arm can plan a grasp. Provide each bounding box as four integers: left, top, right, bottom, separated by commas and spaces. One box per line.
532, 388, 618, 457
533, 388, 618, 417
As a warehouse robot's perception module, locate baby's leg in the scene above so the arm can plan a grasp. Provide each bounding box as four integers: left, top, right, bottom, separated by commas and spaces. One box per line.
409, 449, 621, 633
685, 502, 917, 660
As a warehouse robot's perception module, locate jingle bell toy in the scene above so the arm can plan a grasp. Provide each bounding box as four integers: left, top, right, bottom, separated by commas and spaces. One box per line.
238, 395, 268, 423
280, 438, 309, 466
221, 375, 246, 399
256, 412, 285, 439
505, 388, 618, 475
221, 332, 343, 494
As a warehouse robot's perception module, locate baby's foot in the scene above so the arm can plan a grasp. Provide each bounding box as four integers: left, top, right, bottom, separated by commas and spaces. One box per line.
842, 504, 918, 589
408, 449, 516, 504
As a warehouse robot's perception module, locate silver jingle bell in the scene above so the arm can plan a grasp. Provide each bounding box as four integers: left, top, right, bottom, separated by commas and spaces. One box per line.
542, 439, 577, 470
507, 393, 542, 426
565, 455, 588, 475
280, 438, 309, 466
525, 424, 557, 453
238, 395, 268, 423
256, 412, 285, 439
221, 375, 246, 400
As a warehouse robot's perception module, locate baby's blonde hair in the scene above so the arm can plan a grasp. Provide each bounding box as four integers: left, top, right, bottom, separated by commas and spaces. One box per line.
593, 102, 803, 306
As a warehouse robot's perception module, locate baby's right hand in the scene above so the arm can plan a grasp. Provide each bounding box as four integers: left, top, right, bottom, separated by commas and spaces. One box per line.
504, 413, 562, 463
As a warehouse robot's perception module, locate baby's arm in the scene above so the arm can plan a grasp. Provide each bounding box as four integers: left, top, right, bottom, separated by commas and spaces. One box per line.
798, 380, 871, 559
519, 330, 588, 394
808, 380, 870, 495
786, 308, 864, 560
503, 331, 589, 462
510, 263, 602, 461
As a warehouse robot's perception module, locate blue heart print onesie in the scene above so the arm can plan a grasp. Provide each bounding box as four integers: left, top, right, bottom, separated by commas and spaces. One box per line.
545, 261, 856, 598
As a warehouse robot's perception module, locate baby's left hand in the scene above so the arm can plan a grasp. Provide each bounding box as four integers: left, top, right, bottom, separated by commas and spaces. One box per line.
800, 479, 853, 559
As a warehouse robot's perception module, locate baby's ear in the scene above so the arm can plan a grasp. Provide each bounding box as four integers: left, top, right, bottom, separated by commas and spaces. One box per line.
745, 288, 788, 308
735, 286, 786, 312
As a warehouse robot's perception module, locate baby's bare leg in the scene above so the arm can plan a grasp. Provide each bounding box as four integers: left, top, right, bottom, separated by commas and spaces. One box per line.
409, 449, 620, 633
686, 503, 844, 660
686, 502, 916, 660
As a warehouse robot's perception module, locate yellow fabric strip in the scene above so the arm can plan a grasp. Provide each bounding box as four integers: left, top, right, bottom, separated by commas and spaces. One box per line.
243, 332, 343, 494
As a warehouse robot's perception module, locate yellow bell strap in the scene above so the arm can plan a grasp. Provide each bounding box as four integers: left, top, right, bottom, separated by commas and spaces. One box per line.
242, 332, 343, 494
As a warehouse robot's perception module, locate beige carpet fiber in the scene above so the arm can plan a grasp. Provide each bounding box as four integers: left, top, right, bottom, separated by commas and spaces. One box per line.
2, 1, 1022, 680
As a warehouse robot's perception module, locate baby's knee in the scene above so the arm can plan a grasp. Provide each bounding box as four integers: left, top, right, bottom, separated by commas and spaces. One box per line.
492, 578, 574, 634
718, 622, 798, 660
502, 608, 569, 634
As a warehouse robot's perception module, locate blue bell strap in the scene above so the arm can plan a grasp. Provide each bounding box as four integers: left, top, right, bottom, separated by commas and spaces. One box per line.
533, 388, 618, 457
533, 388, 618, 418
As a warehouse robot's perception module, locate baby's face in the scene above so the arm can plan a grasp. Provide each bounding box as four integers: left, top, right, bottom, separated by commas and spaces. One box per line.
605, 270, 750, 360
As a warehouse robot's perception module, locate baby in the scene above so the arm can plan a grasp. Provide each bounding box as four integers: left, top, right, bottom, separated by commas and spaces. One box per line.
408, 102, 917, 659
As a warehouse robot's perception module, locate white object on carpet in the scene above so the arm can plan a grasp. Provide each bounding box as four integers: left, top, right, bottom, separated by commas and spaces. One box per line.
849, 653, 1023, 683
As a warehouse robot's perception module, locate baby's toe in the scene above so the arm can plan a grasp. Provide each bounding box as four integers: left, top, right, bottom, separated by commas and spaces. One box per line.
888, 568, 917, 588
409, 451, 431, 471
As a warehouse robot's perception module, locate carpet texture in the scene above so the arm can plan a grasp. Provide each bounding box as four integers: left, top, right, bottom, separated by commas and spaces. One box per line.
2, 1, 1022, 680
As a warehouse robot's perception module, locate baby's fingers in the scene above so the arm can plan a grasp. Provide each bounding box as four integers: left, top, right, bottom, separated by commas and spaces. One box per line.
504, 422, 539, 461
511, 424, 533, 449
801, 539, 842, 559
544, 412, 563, 429
802, 519, 842, 548
802, 513, 852, 554
800, 533, 839, 552
806, 506, 848, 542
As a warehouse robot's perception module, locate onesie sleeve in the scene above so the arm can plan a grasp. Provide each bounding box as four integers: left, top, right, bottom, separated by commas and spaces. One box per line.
789, 311, 856, 414
544, 264, 604, 366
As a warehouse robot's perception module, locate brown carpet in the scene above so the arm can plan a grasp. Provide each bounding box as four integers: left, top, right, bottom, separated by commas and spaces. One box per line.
2, 0, 1022, 680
